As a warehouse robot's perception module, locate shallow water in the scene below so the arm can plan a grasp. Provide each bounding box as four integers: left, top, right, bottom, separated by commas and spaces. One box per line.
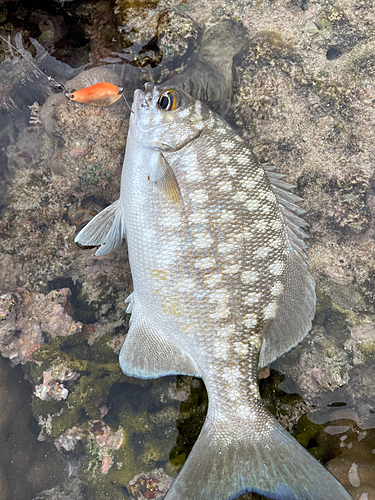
1, 0, 375, 499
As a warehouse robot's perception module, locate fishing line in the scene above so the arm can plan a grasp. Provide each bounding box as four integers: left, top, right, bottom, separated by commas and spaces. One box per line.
0, 34, 68, 95
122, 94, 134, 113
0, 34, 134, 112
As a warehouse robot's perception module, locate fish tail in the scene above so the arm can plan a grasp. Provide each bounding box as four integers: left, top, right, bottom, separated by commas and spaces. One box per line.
165, 407, 352, 500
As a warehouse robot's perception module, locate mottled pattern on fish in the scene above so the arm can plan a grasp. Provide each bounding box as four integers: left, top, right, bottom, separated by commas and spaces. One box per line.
139, 116, 288, 416
75, 85, 353, 500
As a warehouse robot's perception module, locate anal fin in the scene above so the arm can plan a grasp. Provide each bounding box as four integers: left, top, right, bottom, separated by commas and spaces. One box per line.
120, 304, 200, 379
75, 199, 125, 256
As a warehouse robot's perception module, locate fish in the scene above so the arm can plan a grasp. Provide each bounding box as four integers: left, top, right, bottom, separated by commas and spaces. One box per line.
75, 83, 353, 500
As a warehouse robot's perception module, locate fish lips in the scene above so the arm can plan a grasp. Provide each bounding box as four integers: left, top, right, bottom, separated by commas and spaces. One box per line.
129, 89, 150, 141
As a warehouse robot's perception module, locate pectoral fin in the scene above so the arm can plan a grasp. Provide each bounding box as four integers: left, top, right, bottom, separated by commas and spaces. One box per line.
74, 199, 125, 256
149, 154, 182, 203
120, 302, 200, 379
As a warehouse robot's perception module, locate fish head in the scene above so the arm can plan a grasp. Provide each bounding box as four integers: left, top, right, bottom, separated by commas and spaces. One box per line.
130, 83, 206, 151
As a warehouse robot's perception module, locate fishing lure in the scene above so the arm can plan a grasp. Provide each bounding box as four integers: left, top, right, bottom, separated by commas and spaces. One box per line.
67, 82, 124, 106
0, 34, 132, 109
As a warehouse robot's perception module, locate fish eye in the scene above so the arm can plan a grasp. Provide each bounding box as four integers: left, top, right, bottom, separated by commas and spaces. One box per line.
157, 89, 182, 111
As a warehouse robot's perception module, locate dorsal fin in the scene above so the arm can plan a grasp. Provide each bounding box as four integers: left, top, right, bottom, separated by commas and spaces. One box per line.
259, 164, 316, 367
265, 166, 310, 262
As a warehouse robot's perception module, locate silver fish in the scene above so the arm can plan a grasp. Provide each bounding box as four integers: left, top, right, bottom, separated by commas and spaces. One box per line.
75, 84, 353, 500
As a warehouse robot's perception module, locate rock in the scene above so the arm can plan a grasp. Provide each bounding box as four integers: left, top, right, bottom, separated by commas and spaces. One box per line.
32, 478, 88, 500
127, 468, 174, 500
324, 422, 375, 500
0, 254, 19, 294
0, 355, 66, 500
0, 288, 82, 365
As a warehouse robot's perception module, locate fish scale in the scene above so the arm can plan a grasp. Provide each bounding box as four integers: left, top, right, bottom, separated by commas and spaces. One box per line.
75, 84, 353, 500
156, 141, 268, 393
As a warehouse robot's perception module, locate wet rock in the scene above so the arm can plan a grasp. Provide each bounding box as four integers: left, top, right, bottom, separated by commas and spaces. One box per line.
115, 0, 160, 46
297, 174, 371, 237
0, 355, 66, 500
127, 468, 174, 500
114, 8, 203, 84
29, 11, 67, 53
324, 422, 375, 500
0, 70, 134, 495
167, 377, 191, 402
34, 368, 76, 402
54, 425, 85, 453
167, 19, 246, 113
79, 0, 122, 67
32, 477, 88, 500
73, 420, 125, 476
0, 64, 131, 293
148, 10, 203, 83
113, 7, 245, 112
0, 287, 82, 365
274, 289, 375, 429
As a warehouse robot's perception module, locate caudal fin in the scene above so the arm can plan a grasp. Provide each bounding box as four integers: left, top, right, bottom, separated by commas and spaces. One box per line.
165, 410, 353, 500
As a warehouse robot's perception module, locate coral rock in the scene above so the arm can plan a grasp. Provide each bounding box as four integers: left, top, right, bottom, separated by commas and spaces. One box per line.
127, 468, 174, 500
0, 287, 82, 365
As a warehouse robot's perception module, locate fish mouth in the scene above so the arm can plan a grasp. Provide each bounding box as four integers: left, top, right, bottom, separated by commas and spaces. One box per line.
129, 88, 148, 139
131, 88, 145, 116
130, 85, 172, 150
133, 84, 154, 113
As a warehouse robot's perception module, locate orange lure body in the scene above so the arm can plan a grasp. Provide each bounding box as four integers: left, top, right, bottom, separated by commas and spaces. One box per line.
68, 82, 124, 106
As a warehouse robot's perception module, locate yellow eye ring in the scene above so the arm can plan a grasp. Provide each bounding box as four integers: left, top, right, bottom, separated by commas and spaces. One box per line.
157, 89, 181, 111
